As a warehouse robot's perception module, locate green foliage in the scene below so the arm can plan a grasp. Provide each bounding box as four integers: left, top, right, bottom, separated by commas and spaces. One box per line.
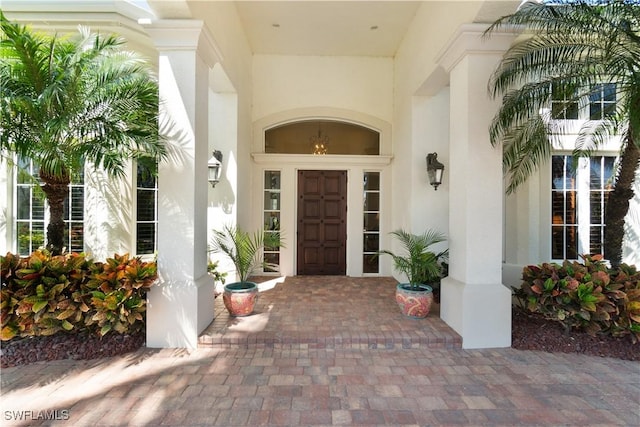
207, 260, 227, 285
486, 1, 640, 267
0, 12, 167, 254
209, 224, 283, 282
377, 229, 448, 290
1, 250, 157, 340
515, 254, 640, 342
486, 0, 640, 193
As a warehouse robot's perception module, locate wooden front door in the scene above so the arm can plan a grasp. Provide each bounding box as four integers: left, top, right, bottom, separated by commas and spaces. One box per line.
297, 170, 347, 275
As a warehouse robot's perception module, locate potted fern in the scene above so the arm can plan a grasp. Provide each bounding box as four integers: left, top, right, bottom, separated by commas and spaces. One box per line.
209, 224, 281, 316
378, 229, 448, 318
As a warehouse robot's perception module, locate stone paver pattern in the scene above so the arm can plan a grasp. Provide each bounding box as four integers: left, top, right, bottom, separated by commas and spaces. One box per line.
199, 277, 461, 350
2, 276, 639, 426
2, 346, 638, 426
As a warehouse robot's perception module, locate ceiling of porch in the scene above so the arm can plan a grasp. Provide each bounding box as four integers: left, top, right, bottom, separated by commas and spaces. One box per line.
149, 1, 522, 57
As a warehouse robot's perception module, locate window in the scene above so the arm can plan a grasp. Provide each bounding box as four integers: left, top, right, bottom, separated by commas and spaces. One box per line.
16, 158, 45, 255
136, 162, 158, 255
551, 82, 618, 121
551, 82, 579, 120
66, 175, 85, 253
551, 155, 614, 260
589, 83, 616, 120
15, 157, 84, 255
263, 171, 281, 272
363, 172, 380, 273
265, 121, 380, 155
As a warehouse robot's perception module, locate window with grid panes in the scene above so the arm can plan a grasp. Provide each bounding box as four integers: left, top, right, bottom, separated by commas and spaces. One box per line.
263, 171, 281, 272
589, 83, 617, 120
15, 157, 84, 255
15, 158, 45, 254
363, 172, 380, 273
136, 162, 158, 255
551, 155, 614, 260
551, 82, 579, 120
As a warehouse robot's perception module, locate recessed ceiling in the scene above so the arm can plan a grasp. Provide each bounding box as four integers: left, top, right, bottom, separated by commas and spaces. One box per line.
154, 1, 521, 58
232, 1, 421, 57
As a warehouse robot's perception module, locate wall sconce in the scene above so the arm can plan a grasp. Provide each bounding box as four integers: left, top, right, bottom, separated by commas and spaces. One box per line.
426, 152, 444, 190
208, 150, 223, 188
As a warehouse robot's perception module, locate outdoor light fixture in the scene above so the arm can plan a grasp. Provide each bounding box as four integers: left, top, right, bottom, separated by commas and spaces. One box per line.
426, 152, 445, 190
207, 150, 223, 188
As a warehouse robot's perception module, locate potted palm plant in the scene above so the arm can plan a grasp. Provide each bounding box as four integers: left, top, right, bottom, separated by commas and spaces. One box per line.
378, 229, 448, 318
209, 224, 282, 316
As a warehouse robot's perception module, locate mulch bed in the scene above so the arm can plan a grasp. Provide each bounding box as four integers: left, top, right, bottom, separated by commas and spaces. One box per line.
1, 331, 145, 368
2, 310, 637, 367
512, 308, 639, 361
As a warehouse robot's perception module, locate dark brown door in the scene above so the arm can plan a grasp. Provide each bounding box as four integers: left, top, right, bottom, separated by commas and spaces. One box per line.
297, 170, 347, 275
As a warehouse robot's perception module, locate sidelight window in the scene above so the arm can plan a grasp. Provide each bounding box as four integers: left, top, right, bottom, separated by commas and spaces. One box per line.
263, 170, 281, 272
363, 172, 380, 273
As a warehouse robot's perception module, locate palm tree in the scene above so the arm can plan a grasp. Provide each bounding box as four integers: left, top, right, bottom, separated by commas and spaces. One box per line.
486, 1, 640, 267
1, 13, 166, 255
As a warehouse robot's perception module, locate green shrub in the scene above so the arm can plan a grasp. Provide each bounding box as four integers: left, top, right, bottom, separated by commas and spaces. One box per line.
1, 250, 157, 340
515, 255, 640, 342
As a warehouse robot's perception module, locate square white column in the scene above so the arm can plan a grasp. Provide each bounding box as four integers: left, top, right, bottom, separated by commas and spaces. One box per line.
437, 25, 517, 349
143, 21, 220, 349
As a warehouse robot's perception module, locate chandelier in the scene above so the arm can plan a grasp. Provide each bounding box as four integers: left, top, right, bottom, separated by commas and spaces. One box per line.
310, 125, 329, 155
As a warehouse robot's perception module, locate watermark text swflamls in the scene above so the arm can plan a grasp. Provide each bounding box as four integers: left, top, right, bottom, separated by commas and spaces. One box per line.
4, 409, 70, 421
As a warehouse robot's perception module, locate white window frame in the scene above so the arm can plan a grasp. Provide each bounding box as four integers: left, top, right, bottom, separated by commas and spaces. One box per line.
363, 171, 381, 274
13, 157, 84, 255
135, 161, 158, 256
551, 153, 616, 261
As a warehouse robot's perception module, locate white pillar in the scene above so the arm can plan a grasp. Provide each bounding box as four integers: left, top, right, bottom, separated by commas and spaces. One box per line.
143, 20, 221, 348
437, 25, 516, 349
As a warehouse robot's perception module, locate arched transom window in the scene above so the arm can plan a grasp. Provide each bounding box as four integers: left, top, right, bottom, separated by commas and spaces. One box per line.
265, 120, 380, 155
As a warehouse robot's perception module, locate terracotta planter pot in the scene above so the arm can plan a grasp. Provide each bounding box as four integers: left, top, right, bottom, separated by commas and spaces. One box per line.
222, 282, 258, 316
395, 283, 433, 318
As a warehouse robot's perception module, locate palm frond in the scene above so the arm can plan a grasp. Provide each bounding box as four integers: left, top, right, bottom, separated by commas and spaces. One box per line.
1, 12, 165, 182
378, 229, 447, 286
486, 0, 640, 193
209, 224, 283, 282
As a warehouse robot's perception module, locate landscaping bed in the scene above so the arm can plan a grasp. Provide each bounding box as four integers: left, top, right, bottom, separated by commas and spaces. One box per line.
512, 308, 638, 361
0, 331, 145, 368
2, 309, 637, 368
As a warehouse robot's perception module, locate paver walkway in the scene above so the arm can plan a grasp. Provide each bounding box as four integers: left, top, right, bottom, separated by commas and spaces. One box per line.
199, 276, 461, 350
2, 277, 639, 426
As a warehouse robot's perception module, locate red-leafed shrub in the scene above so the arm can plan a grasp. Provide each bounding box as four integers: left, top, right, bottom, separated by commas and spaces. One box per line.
515, 255, 640, 342
1, 250, 157, 341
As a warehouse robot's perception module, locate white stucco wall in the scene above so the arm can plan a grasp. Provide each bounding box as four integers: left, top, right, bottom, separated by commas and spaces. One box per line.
185, 1, 255, 280
250, 54, 394, 277
193, 1, 254, 226
388, 2, 482, 274
83, 164, 134, 260
252, 55, 394, 124
410, 91, 450, 237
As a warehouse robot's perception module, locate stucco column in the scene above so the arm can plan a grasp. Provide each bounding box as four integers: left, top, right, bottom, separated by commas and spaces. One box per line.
437, 24, 516, 349
143, 20, 220, 348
